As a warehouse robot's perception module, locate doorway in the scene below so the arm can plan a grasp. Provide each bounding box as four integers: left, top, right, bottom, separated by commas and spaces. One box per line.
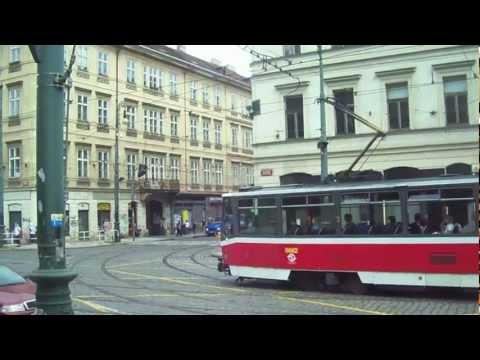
147, 200, 163, 235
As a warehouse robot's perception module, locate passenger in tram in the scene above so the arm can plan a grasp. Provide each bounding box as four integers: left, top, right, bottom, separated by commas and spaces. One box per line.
294, 218, 304, 236
441, 216, 462, 234
356, 216, 370, 235
307, 217, 321, 235
384, 216, 401, 234
343, 214, 357, 235
462, 212, 477, 234
408, 213, 423, 234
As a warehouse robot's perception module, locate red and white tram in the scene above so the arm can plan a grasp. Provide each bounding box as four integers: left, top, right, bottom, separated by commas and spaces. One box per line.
218, 175, 479, 294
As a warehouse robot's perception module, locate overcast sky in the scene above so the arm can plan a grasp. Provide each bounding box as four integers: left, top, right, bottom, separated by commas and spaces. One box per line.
167, 45, 251, 77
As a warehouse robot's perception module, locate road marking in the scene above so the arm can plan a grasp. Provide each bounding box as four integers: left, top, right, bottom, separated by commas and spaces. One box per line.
274, 295, 392, 315
75, 292, 226, 300
110, 269, 247, 293
73, 297, 128, 315
107, 259, 164, 268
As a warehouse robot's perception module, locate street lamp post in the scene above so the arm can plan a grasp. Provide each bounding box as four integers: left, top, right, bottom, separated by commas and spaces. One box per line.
28, 45, 77, 315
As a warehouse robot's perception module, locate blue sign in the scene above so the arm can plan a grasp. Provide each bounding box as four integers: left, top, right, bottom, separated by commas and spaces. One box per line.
50, 214, 64, 228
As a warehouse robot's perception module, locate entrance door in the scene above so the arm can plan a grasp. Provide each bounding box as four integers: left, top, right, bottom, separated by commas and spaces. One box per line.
78, 210, 89, 237
147, 200, 163, 235
128, 201, 137, 236
9, 211, 22, 233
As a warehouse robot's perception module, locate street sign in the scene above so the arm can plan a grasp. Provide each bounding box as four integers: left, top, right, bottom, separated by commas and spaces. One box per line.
49, 213, 64, 228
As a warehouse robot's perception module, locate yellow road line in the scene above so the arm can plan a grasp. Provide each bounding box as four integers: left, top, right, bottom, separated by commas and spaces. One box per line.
73, 297, 127, 315
275, 295, 392, 315
110, 269, 247, 293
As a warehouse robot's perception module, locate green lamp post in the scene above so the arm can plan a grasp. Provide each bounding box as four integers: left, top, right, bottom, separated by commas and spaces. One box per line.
28, 45, 77, 315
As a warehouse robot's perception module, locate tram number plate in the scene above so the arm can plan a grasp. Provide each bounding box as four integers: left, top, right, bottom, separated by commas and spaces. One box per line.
284, 247, 298, 254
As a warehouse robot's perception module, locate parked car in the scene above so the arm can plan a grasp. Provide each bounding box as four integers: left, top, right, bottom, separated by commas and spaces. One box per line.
0, 265, 41, 315
206, 218, 223, 236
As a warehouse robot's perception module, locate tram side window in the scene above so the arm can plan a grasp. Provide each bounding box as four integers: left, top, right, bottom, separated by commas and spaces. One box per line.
238, 198, 278, 235
340, 192, 402, 235
282, 195, 336, 235
407, 188, 476, 235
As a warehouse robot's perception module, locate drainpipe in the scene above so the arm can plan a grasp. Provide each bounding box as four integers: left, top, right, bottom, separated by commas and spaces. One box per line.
113, 47, 120, 242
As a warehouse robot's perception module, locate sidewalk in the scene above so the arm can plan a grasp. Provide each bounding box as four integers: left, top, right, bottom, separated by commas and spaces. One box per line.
0, 233, 208, 251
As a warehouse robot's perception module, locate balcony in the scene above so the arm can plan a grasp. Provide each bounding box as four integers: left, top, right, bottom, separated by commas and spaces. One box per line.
138, 179, 180, 192
97, 123, 110, 133
76, 178, 91, 186
8, 116, 20, 127
190, 99, 198, 106
97, 179, 111, 187
170, 94, 179, 101
190, 183, 200, 190
202, 103, 210, 110
97, 75, 109, 84
242, 148, 254, 155
143, 132, 165, 141
143, 87, 163, 97
214, 106, 222, 112
202, 141, 211, 148
76, 67, 89, 79
190, 139, 199, 146
170, 136, 180, 144
7, 178, 22, 187
231, 146, 238, 153
126, 81, 137, 91
126, 128, 138, 137
8, 61, 21, 73
214, 144, 222, 150
76, 122, 90, 130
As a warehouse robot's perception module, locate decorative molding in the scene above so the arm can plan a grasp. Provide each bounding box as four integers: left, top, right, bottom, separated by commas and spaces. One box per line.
324, 74, 361, 85
275, 81, 310, 91
126, 82, 137, 91
432, 60, 476, 71
126, 129, 138, 137
375, 67, 416, 78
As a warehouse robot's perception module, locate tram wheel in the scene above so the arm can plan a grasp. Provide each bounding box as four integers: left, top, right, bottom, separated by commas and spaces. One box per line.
342, 274, 369, 295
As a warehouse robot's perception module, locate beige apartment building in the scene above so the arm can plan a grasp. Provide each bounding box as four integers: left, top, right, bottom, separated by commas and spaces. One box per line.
0, 45, 253, 239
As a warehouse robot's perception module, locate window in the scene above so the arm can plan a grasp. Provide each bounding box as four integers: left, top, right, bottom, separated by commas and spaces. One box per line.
243, 128, 252, 149
444, 76, 468, 125
203, 85, 209, 105
127, 59, 135, 83
283, 45, 301, 57
8, 86, 20, 117
340, 192, 401, 235
158, 155, 166, 180
190, 158, 199, 185
202, 118, 210, 142
283, 194, 336, 235
170, 111, 179, 137
285, 95, 304, 139
127, 153, 137, 180
8, 145, 21, 178
97, 99, 108, 125
144, 66, 161, 90
214, 160, 223, 186
190, 114, 198, 141
170, 72, 177, 96
10, 46, 20, 63
125, 105, 136, 129
232, 163, 240, 186
144, 109, 160, 134
203, 159, 212, 185
145, 155, 161, 180
214, 121, 222, 145
170, 156, 180, 180
334, 89, 355, 135
387, 83, 410, 129
407, 188, 476, 235
231, 95, 237, 112
77, 149, 89, 178
77, 46, 88, 71
98, 151, 109, 179
77, 94, 88, 121
246, 166, 254, 186
215, 86, 221, 107
98, 51, 108, 76
231, 125, 238, 147
191, 80, 198, 101
239, 198, 278, 235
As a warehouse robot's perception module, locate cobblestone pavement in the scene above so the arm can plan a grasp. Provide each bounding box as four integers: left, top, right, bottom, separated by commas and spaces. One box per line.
1, 237, 477, 315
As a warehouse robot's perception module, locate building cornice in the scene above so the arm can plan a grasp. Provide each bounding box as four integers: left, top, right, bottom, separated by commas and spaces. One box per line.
432, 60, 476, 70
274, 81, 310, 91
324, 74, 361, 85
375, 67, 416, 78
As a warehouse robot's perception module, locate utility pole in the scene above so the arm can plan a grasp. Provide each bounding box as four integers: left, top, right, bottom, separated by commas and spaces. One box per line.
114, 48, 120, 242
131, 164, 136, 243
28, 45, 77, 314
317, 45, 328, 183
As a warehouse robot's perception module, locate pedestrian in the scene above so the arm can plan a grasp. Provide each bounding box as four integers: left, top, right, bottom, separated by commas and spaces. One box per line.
192, 222, 196, 234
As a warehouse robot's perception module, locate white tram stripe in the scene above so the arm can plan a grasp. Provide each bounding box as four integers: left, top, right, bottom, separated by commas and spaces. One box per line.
221, 236, 478, 247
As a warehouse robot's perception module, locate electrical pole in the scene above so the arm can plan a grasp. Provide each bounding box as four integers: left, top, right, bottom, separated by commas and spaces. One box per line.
28, 45, 77, 314
0, 84, 4, 240
317, 45, 328, 183
131, 164, 136, 243
114, 48, 120, 242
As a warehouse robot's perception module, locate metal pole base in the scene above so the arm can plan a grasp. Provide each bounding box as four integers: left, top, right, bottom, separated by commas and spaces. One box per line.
29, 268, 78, 315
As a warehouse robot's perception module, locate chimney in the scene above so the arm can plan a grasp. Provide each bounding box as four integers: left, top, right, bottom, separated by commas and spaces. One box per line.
211, 58, 222, 66
177, 45, 187, 53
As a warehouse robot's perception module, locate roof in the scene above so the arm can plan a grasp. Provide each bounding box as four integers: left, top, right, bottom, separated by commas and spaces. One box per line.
223, 175, 479, 198
124, 45, 250, 91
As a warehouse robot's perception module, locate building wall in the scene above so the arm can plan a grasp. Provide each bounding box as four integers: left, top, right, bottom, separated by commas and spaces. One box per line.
250, 45, 479, 186
0, 45, 253, 239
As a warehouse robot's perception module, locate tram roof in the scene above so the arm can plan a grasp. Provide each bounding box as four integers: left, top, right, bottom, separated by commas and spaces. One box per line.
223, 174, 479, 198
